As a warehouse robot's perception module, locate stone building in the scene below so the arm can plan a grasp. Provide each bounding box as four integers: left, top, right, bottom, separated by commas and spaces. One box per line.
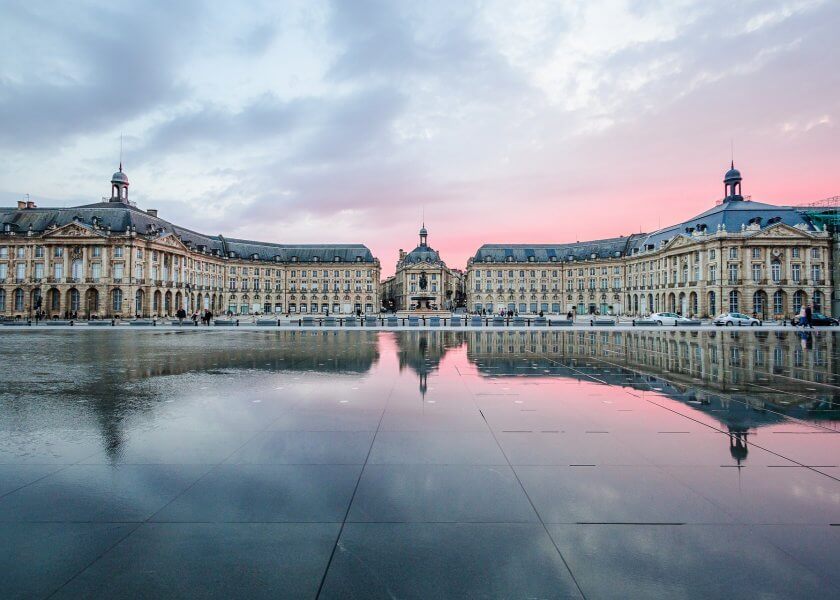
381, 224, 464, 312
466, 164, 835, 318
0, 166, 380, 319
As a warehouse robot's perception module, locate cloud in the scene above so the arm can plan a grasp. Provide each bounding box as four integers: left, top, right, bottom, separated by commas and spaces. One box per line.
0, 1, 203, 149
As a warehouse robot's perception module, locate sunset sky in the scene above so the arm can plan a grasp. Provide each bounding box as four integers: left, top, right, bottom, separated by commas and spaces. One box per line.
1, 0, 838, 274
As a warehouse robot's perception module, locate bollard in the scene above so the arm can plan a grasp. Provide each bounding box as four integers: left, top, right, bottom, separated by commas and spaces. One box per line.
527, 318, 531, 327
236, 319, 240, 326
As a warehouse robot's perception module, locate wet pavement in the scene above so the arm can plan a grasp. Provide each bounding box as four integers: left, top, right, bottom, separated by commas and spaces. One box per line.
0, 329, 838, 598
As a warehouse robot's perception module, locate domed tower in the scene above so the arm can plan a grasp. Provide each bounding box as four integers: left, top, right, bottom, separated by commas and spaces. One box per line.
110, 163, 129, 203
723, 161, 742, 202
419, 223, 428, 247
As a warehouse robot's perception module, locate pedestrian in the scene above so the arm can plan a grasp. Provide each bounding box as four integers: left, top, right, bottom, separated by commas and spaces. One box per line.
805, 303, 813, 329
192, 311, 198, 326
797, 306, 806, 327
567, 310, 573, 321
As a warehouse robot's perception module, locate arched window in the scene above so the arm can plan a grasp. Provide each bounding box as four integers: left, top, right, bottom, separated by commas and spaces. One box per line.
0, 289, 5, 311
69, 289, 80, 312
813, 290, 823, 312
728, 290, 739, 313
773, 290, 784, 315
135, 290, 144, 314
753, 291, 765, 315
793, 290, 805, 314
112, 289, 123, 312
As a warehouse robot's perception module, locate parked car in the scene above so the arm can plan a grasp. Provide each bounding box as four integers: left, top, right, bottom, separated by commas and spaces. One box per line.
649, 312, 693, 326
810, 312, 839, 326
713, 312, 761, 326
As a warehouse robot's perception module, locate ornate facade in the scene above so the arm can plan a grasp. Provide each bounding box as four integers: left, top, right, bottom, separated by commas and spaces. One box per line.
381, 225, 464, 311
466, 165, 837, 318
0, 167, 380, 319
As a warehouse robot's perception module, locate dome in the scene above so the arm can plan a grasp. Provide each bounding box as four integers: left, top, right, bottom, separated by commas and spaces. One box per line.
419, 226, 428, 235
723, 163, 741, 182
111, 169, 129, 185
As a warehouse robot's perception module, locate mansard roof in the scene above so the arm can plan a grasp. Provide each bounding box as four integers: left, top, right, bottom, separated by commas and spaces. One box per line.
631, 198, 817, 252
472, 235, 645, 263
403, 245, 445, 266
0, 201, 376, 263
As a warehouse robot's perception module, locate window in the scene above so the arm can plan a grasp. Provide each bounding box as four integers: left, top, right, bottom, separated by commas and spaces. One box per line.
771, 262, 781, 283
54, 247, 64, 257
0, 246, 7, 258
0, 289, 4, 311
35, 246, 44, 258
751, 248, 760, 259
34, 263, 44, 279
811, 265, 822, 282
91, 263, 101, 281
15, 263, 25, 281
811, 248, 820, 259
112, 289, 123, 312
728, 290, 739, 312
773, 290, 783, 314
113, 264, 124, 279
16, 247, 25, 258
793, 290, 805, 314
728, 247, 737, 259
54, 263, 63, 280
14, 288, 24, 311
791, 264, 801, 283
114, 247, 124, 258
92, 247, 101, 258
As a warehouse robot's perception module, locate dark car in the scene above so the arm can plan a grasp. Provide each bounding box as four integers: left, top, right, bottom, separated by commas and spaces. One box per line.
810, 312, 839, 326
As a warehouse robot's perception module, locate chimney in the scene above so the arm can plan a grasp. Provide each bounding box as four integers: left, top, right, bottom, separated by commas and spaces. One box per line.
17, 200, 26, 209
147, 209, 158, 217
26, 201, 36, 209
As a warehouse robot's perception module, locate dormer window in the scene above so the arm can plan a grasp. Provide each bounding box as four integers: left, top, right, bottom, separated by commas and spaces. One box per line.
312, 256, 319, 262
334, 256, 341, 262
291, 256, 298, 262
251, 253, 259, 260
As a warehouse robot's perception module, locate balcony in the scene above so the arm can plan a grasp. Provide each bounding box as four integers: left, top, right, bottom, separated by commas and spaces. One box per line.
114, 278, 123, 284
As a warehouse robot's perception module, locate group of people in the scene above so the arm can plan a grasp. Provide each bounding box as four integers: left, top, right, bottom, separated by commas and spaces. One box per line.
174, 308, 214, 325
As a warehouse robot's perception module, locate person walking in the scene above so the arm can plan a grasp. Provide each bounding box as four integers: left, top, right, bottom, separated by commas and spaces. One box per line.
805, 303, 813, 329
797, 306, 806, 327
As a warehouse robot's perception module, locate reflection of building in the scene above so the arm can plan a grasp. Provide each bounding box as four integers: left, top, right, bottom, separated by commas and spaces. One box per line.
394, 330, 463, 396
466, 164, 835, 317
0, 166, 380, 319
381, 224, 463, 312
466, 329, 838, 420
465, 329, 839, 464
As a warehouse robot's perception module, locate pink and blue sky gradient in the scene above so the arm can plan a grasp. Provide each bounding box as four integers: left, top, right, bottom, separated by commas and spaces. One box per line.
1, 1, 838, 274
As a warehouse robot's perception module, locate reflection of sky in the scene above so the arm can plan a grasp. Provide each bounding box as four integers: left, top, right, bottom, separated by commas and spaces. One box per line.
0, 330, 838, 467
2, 2, 839, 274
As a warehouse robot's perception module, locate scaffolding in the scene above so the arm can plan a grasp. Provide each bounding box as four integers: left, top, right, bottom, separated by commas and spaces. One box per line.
801, 196, 840, 232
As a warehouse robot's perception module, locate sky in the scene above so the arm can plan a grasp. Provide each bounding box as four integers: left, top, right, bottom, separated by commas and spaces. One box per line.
1, 0, 838, 275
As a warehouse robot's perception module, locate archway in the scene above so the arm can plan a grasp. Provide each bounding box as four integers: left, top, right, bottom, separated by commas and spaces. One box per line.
752, 290, 767, 320
85, 288, 99, 317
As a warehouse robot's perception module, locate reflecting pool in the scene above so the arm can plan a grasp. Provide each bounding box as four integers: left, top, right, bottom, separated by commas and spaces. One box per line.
1, 330, 838, 598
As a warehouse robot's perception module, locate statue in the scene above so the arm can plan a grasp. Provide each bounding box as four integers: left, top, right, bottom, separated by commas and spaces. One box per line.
419, 271, 428, 290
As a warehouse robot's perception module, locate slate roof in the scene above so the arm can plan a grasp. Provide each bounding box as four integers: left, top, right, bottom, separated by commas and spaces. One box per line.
403, 245, 445, 266
629, 198, 817, 252
0, 201, 376, 263
472, 234, 645, 263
